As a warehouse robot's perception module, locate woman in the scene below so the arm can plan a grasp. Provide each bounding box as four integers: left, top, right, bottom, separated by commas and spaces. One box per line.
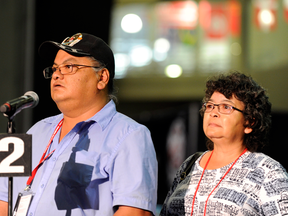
160, 72, 288, 216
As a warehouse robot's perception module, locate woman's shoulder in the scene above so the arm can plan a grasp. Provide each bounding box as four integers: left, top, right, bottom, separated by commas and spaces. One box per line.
181, 151, 206, 171
242, 151, 288, 176
169, 152, 205, 184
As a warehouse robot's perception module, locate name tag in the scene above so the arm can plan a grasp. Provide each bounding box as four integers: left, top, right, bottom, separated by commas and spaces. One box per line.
13, 190, 34, 216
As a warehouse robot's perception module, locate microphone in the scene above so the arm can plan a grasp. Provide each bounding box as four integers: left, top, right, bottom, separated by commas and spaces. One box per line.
0, 91, 39, 114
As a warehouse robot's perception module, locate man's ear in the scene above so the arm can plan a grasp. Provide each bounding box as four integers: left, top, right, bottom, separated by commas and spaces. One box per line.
97, 68, 110, 90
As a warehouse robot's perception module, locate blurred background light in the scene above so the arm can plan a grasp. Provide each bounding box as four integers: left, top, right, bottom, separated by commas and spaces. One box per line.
121, 13, 143, 33
154, 38, 170, 53
130, 45, 152, 67
165, 64, 183, 78
178, 2, 198, 24
114, 53, 130, 78
153, 38, 170, 62
259, 9, 274, 25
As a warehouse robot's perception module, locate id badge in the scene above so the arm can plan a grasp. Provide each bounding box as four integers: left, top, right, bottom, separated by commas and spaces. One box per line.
13, 188, 34, 216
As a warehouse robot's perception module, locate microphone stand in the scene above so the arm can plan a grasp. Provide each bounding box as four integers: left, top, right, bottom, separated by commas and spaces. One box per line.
4, 111, 16, 216
7, 117, 15, 216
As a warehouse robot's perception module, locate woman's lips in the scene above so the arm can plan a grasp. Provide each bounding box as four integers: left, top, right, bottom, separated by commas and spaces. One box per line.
208, 123, 221, 127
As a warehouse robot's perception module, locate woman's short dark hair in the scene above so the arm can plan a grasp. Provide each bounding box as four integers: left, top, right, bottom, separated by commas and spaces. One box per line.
199, 71, 272, 152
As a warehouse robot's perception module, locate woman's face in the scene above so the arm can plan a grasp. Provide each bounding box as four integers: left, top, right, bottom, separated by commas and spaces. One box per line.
203, 92, 252, 146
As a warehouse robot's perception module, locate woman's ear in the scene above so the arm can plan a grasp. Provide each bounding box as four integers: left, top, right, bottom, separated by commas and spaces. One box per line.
244, 127, 253, 134
244, 117, 255, 134
97, 68, 110, 90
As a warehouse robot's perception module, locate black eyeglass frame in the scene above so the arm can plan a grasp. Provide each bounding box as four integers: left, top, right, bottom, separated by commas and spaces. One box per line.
43, 63, 101, 79
203, 102, 244, 114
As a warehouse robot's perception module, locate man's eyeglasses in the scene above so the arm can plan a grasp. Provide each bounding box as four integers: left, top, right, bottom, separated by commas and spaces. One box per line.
203, 102, 244, 114
43, 63, 101, 79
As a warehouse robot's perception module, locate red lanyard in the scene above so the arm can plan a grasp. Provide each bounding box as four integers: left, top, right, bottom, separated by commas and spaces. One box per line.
190, 148, 247, 216
26, 119, 64, 186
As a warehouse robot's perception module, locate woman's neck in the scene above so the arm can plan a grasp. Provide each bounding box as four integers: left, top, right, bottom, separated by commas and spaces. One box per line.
200, 144, 246, 170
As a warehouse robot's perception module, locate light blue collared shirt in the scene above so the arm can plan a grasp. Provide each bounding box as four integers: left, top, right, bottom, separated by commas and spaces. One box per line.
0, 100, 158, 216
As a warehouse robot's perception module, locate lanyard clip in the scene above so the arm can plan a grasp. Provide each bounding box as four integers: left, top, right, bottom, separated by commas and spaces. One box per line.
24, 185, 31, 191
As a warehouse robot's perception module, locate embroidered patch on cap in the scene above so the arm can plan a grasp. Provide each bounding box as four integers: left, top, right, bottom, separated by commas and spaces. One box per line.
61, 33, 83, 47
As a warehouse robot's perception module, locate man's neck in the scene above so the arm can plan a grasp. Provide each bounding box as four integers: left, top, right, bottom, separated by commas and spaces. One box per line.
58, 99, 109, 142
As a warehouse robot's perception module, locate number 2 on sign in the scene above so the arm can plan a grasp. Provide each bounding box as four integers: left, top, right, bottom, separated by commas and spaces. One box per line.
0, 137, 24, 173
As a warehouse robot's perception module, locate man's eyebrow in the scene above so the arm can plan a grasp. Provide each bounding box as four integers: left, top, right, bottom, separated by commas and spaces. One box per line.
53, 58, 77, 66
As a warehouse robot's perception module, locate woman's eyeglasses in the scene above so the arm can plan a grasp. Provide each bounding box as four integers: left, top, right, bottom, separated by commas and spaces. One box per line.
203, 102, 244, 114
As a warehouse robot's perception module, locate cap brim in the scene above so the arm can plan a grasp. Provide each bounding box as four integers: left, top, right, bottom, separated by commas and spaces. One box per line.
38, 41, 91, 63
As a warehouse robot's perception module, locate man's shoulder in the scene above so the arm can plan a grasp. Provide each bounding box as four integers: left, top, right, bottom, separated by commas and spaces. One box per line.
95, 100, 145, 131
112, 111, 147, 131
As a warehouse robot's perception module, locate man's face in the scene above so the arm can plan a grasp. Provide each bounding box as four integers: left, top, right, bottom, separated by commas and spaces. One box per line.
50, 50, 102, 115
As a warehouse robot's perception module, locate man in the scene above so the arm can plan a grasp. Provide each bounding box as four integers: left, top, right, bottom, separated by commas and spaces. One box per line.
0, 33, 158, 216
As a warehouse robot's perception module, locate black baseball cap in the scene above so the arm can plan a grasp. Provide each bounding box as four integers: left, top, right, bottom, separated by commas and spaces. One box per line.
38, 33, 115, 79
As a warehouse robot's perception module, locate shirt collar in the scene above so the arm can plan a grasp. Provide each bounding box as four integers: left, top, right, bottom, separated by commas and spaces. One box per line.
89, 100, 117, 130
43, 100, 117, 131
